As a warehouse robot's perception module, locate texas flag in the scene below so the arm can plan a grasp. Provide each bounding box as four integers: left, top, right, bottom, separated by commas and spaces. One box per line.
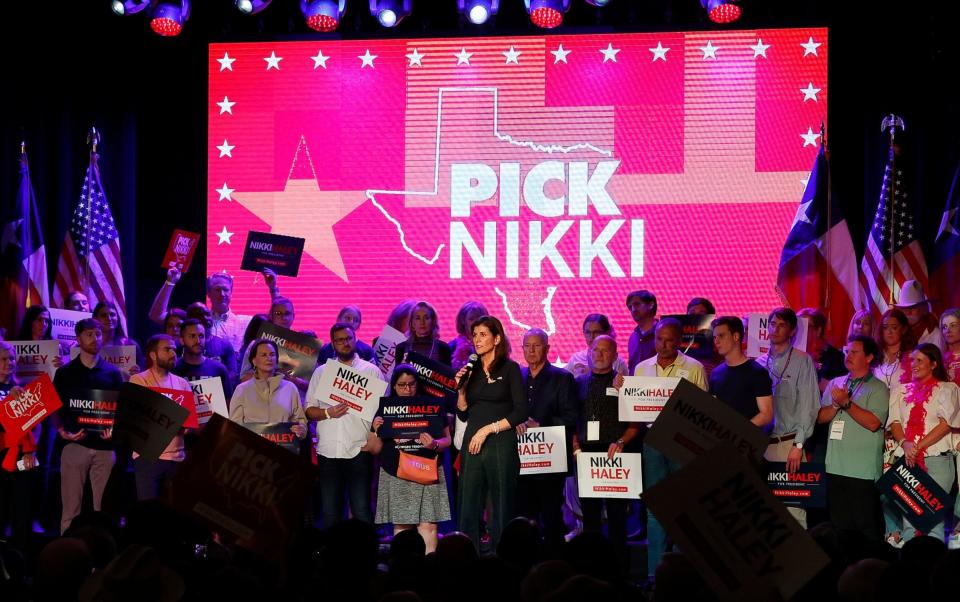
777, 143, 862, 345
931, 162, 960, 312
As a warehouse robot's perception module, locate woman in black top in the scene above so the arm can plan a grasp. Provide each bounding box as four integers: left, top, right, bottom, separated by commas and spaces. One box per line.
395, 301, 452, 366
455, 315, 527, 550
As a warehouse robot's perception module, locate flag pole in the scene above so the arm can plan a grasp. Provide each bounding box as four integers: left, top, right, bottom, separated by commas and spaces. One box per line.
880, 114, 905, 305
84, 126, 100, 295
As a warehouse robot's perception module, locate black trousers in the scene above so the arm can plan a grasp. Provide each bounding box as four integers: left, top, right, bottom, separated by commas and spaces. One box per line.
516, 473, 567, 545
826, 472, 883, 541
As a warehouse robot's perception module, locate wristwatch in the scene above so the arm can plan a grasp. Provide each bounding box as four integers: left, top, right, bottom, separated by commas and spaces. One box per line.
616, 438, 625, 448
794, 441, 803, 450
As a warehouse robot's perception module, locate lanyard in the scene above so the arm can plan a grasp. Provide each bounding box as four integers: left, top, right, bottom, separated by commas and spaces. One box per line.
766, 347, 793, 396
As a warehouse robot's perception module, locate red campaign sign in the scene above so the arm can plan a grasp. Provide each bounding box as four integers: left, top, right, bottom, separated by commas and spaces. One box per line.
149, 387, 199, 429
0, 374, 62, 445
161, 229, 201, 273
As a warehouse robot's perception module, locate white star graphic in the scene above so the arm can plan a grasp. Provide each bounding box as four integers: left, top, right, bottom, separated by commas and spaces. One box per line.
801, 175, 811, 189
311, 50, 329, 69
216, 226, 234, 245
216, 183, 235, 201
600, 43, 620, 63
938, 207, 959, 239
264, 51, 282, 70
216, 139, 235, 158
406, 48, 424, 67
358, 49, 377, 68
801, 82, 822, 102
502, 46, 521, 64
551, 355, 566, 369
801, 37, 822, 57
217, 52, 235, 71
455, 48, 473, 66
216, 96, 235, 115
792, 200, 814, 228
700, 41, 718, 59
751, 38, 771, 59
550, 44, 571, 64
800, 127, 821, 147
1, 218, 23, 251
649, 42, 669, 62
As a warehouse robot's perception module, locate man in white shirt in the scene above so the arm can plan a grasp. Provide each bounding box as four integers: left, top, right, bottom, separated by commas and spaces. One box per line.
305, 322, 384, 527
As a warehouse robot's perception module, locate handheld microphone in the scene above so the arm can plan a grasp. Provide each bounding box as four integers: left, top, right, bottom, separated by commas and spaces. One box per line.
458, 353, 479, 390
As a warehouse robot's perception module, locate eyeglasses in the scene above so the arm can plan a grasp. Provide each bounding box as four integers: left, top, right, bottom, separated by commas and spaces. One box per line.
395, 382, 417, 390
272, 310, 293, 317
333, 337, 353, 344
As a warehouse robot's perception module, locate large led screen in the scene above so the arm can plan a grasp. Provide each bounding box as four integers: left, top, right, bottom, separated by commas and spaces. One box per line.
208, 28, 828, 360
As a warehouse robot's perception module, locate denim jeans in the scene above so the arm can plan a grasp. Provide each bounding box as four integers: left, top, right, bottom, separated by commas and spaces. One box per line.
644, 442, 678, 577
900, 453, 955, 542
317, 452, 373, 528
134, 458, 180, 500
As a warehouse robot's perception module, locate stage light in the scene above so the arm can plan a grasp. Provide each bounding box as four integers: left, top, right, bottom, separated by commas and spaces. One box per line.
236, 0, 272, 14
111, 0, 150, 16
584, 0, 611, 6
370, 0, 412, 28
701, 0, 741, 24
301, 0, 346, 32
524, 0, 570, 29
150, 1, 190, 36
458, 0, 499, 25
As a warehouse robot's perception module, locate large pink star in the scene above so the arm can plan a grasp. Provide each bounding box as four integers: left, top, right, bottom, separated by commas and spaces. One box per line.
234, 179, 366, 282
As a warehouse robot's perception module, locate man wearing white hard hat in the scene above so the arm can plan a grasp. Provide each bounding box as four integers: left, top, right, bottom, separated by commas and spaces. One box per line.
893, 280, 945, 348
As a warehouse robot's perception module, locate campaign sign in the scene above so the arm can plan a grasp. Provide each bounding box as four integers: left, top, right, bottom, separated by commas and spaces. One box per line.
645, 379, 769, 468
252, 322, 320, 380
374, 325, 407, 375
63, 389, 118, 434
243, 422, 301, 454
645, 445, 829, 601
619, 376, 680, 423
663, 313, 716, 361
403, 351, 458, 408
377, 396, 446, 439
0, 374, 61, 444
877, 457, 950, 533
70, 345, 137, 373
240, 230, 305, 277
312, 359, 387, 422
576, 452, 642, 498
519, 426, 568, 476
765, 462, 826, 508
114, 383, 189, 461
170, 414, 316, 557
161, 229, 201, 273
746, 313, 809, 358
149, 387, 199, 429
49, 308, 91, 346
189, 377, 229, 425
9, 340, 60, 382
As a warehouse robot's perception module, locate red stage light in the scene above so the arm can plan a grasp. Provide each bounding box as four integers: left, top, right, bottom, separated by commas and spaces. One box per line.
150, 17, 183, 36
709, 3, 741, 23
306, 13, 339, 31
530, 7, 562, 28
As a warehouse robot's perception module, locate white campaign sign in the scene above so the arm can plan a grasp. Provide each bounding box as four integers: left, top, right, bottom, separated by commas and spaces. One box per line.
619, 376, 681, 423
746, 313, 809, 358
71, 345, 138, 374
48, 308, 91, 346
518, 426, 567, 475
374, 325, 407, 375
313, 359, 387, 422
189, 376, 229, 425
576, 452, 643, 499
10, 340, 61, 382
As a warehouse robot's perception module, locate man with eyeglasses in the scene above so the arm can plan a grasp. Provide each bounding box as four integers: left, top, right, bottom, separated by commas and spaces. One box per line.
305, 322, 385, 527
236, 297, 312, 394
516, 328, 578, 547
816, 335, 888, 540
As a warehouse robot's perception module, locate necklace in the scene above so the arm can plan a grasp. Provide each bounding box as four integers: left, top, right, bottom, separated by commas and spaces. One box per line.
878, 351, 901, 388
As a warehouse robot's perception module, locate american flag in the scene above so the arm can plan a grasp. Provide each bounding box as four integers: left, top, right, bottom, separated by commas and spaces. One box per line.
859, 145, 928, 315
52, 151, 128, 333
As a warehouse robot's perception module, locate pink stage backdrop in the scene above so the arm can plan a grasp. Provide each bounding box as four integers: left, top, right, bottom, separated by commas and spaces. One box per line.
208, 28, 828, 362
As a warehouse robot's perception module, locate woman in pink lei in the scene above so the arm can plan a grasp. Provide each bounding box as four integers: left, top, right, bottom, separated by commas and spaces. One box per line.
887, 344, 960, 543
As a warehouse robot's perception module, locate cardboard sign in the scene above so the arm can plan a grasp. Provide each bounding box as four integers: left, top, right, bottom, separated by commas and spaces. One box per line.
0, 374, 61, 444
63, 389, 118, 434
374, 325, 407, 375
114, 383, 189, 461
188, 377, 229, 425
877, 458, 950, 533
765, 462, 827, 508
377, 396, 446, 439
576, 452, 642, 498
663, 313, 716, 361
70, 345, 137, 373
169, 414, 316, 557
644, 445, 830, 601
619, 376, 681, 423
645, 379, 769, 468
403, 351, 458, 409
243, 422, 301, 454
49, 308, 91, 346
240, 230, 305, 277
251, 322, 320, 380
312, 359, 387, 422
161, 229, 201, 273
519, 426, 568, 475
746, 313, 809, 358
9, 340, 60, 382
149, 387, 199, 429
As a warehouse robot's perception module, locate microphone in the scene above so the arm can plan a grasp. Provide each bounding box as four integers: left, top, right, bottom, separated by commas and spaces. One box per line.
458, 354, 479, 390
